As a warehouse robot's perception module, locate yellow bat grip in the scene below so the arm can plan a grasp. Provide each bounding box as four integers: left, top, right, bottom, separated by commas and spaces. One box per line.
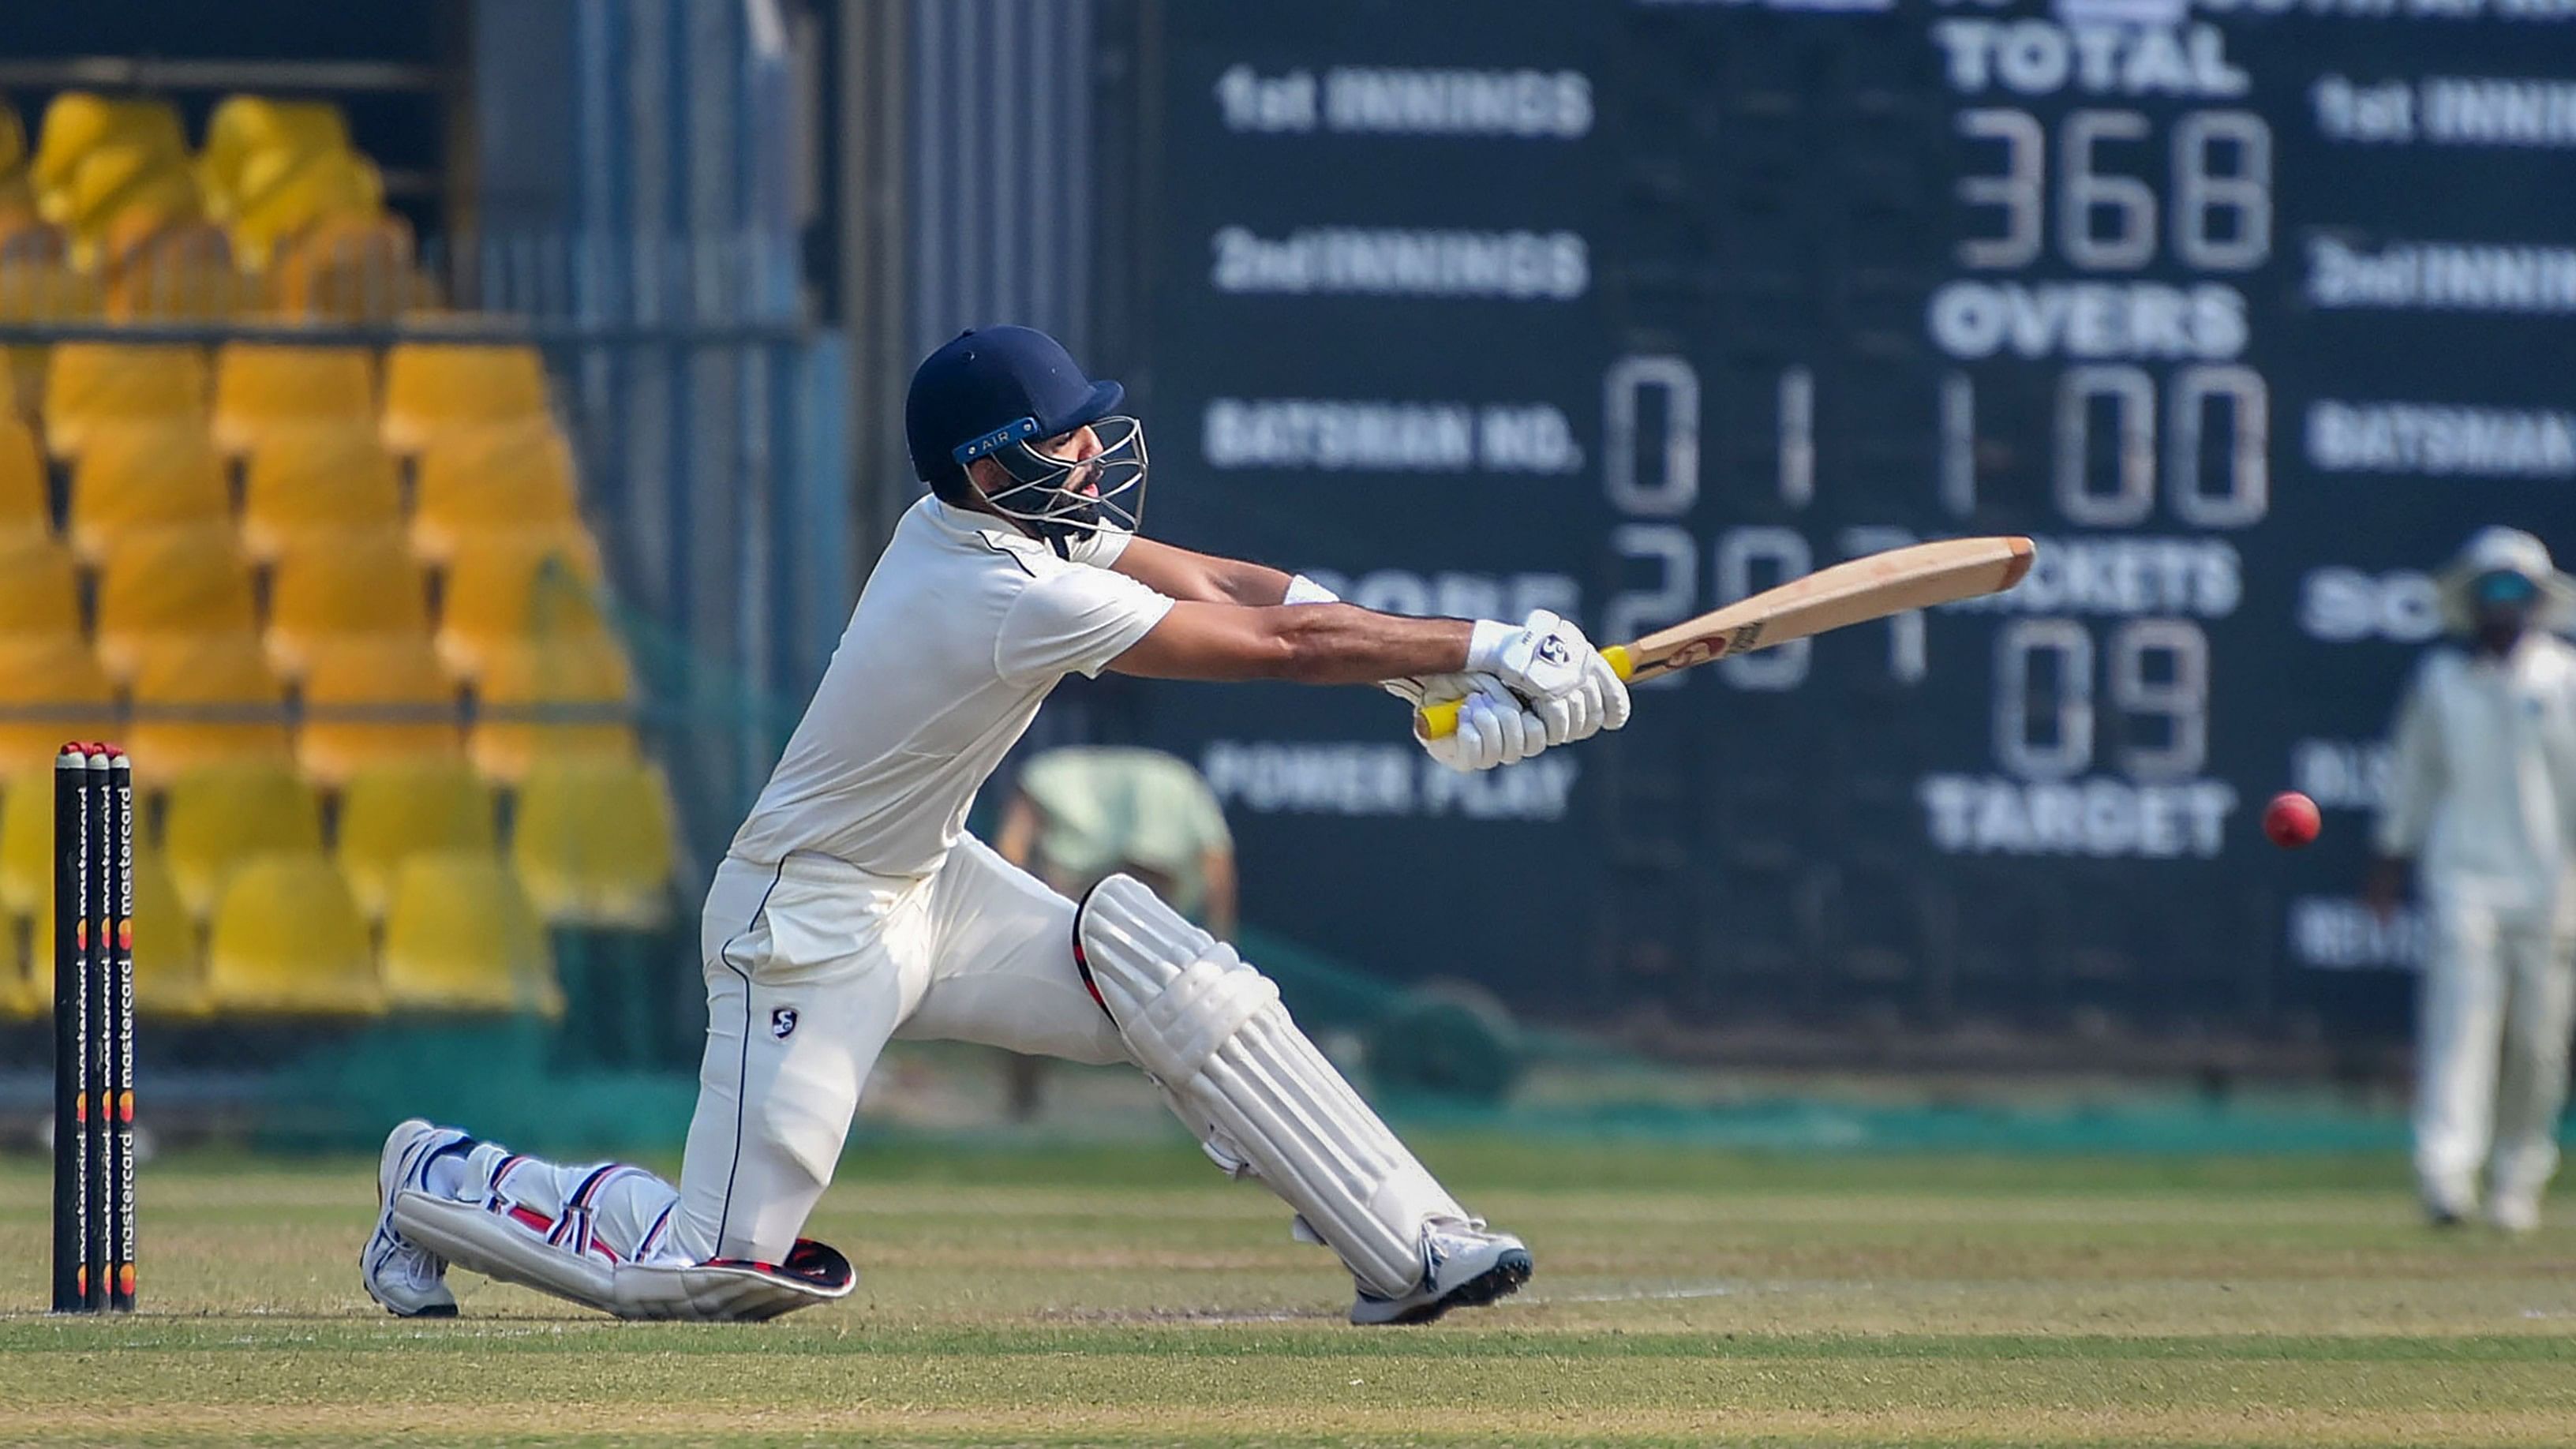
1413, 645, 1634, 739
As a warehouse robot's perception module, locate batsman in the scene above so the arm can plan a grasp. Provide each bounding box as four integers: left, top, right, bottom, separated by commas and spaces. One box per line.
364, 325, 1630, 1324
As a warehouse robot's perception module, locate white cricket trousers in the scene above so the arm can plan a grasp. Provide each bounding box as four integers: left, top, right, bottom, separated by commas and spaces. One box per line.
661, 838, 1128, 1262
2414, 892, 2576, 1211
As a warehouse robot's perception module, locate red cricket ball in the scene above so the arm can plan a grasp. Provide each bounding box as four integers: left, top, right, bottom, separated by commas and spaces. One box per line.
2263, 791, 2321, 849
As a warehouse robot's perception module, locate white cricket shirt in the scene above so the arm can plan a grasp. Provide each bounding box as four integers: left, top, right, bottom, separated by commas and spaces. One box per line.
2375, 635, 2576, 915
728, 496, 1176, 879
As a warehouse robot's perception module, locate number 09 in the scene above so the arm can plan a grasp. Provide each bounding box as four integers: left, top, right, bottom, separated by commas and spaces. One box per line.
1996, 618, 2208, 781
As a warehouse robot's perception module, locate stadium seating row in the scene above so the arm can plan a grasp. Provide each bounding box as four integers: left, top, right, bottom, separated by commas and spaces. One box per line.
0, 627, 637, 784
6, 522, 607, 665
1, 92, 432, 322
0, 337, 636, 784
15, 413, 586, 565
0, 756, 675, 929
21, 340, 553, 457
0, 96, 679, 1020
1, 848, 559, 1020
0, 756, 675, 1020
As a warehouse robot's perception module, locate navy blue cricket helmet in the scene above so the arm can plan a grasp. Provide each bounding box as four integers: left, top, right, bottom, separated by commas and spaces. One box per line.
904, 326, 1148, 550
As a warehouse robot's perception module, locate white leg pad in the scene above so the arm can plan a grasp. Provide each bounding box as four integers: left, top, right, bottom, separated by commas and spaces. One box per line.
391, 1144, 853, 1321
1074, 874, 1466, 1297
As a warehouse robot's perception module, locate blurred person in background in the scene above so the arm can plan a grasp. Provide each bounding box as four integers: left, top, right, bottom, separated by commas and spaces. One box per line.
2368, 527, 2576, 1231
995, 747, 1235, 1119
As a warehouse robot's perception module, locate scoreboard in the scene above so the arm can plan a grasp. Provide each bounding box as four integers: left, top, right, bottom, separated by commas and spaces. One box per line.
1125, 0, 2576, 1037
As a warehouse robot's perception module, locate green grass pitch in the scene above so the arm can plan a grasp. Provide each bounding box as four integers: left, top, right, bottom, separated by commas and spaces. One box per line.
3, 1138, 2574, 1447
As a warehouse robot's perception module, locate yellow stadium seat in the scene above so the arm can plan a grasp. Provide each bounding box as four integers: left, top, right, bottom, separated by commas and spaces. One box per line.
0, 414, 44, 545
66, 421, 227, 562
94, 526, 257, 680
0, 534, 79, 638
0, 951, 34, 1020
43, 343, 206, 458
335, 762, 496, 919
0, 182, 39, 242
0, 804, 37, 1010
264, 530, 431, 677
435, 538, 608, 681
127, 633, 291, 775
381, 852, 562, 1017
0, 339, 29, 433
102, 219, 253, 323
0, 822, 54, 994
0, 779, 79, 1018
230, 148, 383, 265
63, 146, 201, 271
0, 252, 103, 334
511, 758, 675, 928
0, 170, 43, 229
200, 97, 350, 220
0, 633, 114, 767
380, 343, 548, 453
0, 769, 52, 925
411, 422, 589, 564
130, 844, 205, 1017
271, 216, 438, 324
469, 634, 638, 783
211, 343, 374, 455
238, 423, 401, 560
33, 95, 185, 223
159, 762, 323, 919
204, 853, 383, 1016
294, 635, 463, 785
4, 215, 66, 257
0, 771, 45, 1019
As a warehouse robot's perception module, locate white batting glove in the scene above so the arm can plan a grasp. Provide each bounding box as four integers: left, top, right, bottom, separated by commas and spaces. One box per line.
1407, 673, 1546, 773
1466, 609, 1584, 702
1466, 610, 1631, 747
1535, 637, 1631, 747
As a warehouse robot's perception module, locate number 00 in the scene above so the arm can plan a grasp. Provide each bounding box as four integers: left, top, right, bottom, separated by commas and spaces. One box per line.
2054, 365, 2267, 530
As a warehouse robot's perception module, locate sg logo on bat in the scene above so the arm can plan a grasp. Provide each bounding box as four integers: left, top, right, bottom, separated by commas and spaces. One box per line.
1667, 622, 1764, 672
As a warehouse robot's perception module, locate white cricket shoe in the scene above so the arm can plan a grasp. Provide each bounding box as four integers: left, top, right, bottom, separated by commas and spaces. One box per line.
1349, 1220, 1532, 1326
364, 1118, 464, 1318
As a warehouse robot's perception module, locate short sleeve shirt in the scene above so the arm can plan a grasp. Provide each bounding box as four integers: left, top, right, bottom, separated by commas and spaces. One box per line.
728, 497, 1175, 878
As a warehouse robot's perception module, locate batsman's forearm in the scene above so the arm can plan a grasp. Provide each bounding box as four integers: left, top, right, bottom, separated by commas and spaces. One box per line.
1221, 557, 1297, 606
1267, 605, 1472, 684
1114, 537, 1297, 605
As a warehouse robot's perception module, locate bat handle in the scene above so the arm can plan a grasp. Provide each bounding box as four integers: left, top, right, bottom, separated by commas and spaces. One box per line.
1412, 645, 1634, 740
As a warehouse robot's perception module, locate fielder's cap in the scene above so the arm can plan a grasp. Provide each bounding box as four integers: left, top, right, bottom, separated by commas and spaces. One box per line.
905, 326, 1125, 485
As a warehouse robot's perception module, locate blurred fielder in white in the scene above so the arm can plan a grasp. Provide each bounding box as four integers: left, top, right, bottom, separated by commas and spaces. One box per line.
361, 325, 1627, 1323
2368, 527, 2576, 1231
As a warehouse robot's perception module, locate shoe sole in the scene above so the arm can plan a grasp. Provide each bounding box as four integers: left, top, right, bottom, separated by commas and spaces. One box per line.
1385, 1247, 1533, 1326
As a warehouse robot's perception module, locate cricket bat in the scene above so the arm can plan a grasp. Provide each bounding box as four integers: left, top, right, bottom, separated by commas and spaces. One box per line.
1416, 535, 2035, 739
